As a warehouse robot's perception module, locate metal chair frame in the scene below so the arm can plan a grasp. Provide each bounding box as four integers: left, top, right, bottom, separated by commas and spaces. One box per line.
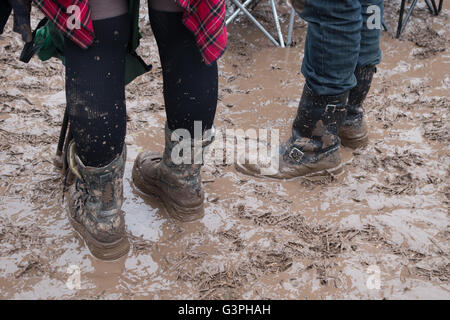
226, 0, 285, 47
396, 0, 443, 38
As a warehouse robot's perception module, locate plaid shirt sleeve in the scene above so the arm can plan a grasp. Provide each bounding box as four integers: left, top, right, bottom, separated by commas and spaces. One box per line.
32, 0, 94, 49
33, 0, 227, 65
176, 0, 227, 65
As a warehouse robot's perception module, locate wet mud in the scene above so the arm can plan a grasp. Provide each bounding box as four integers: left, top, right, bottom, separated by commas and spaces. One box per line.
0, 1, 449, 299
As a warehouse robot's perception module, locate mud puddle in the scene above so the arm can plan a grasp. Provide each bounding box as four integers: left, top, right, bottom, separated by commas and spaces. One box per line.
0, 1, 449, 299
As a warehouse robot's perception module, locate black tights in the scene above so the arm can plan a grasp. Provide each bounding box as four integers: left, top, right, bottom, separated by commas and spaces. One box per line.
65, 10, 218, 167
65, 14, 129, 167
149, 8, 218, 135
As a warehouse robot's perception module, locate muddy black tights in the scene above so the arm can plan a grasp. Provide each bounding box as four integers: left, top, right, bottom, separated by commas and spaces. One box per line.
65, 10, 218, 167
148, 8, 218, 135
65, 14, 129, 167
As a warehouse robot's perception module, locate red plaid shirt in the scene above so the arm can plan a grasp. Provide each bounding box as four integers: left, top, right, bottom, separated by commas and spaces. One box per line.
176, 0, 227, 65
32, 0, 227, 64
33, 0, 94, 49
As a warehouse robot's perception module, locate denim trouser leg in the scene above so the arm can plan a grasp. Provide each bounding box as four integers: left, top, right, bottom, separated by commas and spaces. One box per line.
358, 0, 383, 68
300, 0, 362, 96
299, 0, 383, 96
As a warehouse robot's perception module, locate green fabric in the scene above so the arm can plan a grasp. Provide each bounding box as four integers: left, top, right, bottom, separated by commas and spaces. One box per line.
34, 0, 150, 85
35, 21, 65, 63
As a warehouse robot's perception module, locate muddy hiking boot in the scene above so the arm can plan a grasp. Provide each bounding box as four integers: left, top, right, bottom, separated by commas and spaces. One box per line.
132, 123, 215, 222
67, 141, 129, 260
339, 65, 376, 149
236, 84, 348, 179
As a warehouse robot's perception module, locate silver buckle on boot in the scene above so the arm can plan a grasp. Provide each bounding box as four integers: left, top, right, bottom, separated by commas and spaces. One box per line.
325, 104, 337, 113
289, 147, 305, 163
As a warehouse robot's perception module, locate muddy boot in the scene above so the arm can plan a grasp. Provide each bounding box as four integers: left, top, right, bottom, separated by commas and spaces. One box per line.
132, 124, 215, 222
339, 65, 376, 149
67, 141, 129, 260
236, 84, 348, 179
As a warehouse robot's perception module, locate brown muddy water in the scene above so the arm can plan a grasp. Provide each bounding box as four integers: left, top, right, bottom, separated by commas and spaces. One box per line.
0, 1, 449, 299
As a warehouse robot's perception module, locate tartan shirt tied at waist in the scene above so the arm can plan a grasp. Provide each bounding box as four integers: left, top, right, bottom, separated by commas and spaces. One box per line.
32, 0, 227, 65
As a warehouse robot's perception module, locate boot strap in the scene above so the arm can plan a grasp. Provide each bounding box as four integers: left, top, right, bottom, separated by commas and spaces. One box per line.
325, 104, 347, 114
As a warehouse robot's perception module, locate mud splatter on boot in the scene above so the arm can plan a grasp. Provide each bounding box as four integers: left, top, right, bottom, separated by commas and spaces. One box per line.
236, 84, 348, 179
339, 65, 376, 149
67, 141, 129, 260
132, 123, 215, 222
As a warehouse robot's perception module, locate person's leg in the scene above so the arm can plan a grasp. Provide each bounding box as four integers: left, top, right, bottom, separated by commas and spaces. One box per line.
65, 16, 129, 167
236, 0, 362, 179
148, 9, 218, 135
300, 0, 362, 96
64, 11, 130, 260
340, 0, 384, 148
358, 0, 383, 69
132, 3, 218, 221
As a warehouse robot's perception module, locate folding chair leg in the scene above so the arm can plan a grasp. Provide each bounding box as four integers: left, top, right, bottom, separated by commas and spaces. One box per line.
226, 0, 253, 25
269, 0, 285, 47
431, 0, 438, 15
287, 7, 295, 47
396, 0, 419, 38
424, 0, 435, 14
437, 0, 443, 14
430, 0, 443, 15
230, 0, 280, 46
396, 0, 406, 38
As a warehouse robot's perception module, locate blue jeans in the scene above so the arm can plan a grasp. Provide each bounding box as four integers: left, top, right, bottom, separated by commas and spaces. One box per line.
299, 0, 383, 96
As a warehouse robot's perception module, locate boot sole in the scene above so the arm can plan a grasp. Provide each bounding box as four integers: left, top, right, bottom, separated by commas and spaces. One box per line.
340, 133, 369, 149
132, 163, 204, 222
69, 214, 130, 261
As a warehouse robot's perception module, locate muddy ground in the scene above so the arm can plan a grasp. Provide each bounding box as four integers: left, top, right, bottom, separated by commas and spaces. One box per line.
0, 1, 449, 299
